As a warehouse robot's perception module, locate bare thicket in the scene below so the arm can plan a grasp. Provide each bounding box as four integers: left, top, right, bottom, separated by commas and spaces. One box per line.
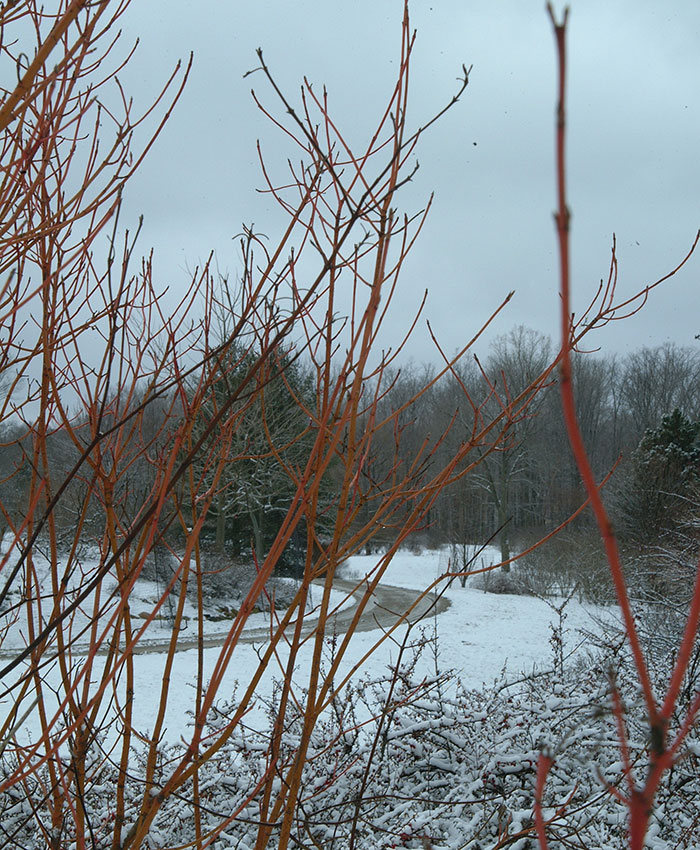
0, 3, 697, 849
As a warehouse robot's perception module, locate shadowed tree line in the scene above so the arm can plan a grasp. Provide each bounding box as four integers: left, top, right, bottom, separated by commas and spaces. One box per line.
360, 330, 700, 563
4, 327, 698, 586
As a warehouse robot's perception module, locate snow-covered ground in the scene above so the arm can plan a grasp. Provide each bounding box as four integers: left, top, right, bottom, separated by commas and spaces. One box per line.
0, 544, 353, 654
2, 546, 617, 745
7, 546, 699, 850
341, 547, 613, 686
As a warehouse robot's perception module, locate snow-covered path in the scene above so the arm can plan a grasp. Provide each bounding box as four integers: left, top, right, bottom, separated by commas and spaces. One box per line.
95, 577, 450, 654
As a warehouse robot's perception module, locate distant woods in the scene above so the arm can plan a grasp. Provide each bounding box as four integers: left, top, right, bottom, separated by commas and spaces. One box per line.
394, 329, 700, 561
338, 326, 700, 566
2, 325, 698, 572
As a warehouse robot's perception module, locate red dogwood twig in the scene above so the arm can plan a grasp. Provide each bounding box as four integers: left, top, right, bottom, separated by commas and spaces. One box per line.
543, 5, 700, 849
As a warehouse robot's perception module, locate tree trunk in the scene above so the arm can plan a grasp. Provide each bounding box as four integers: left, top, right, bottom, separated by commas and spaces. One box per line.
215, 490, 227, 553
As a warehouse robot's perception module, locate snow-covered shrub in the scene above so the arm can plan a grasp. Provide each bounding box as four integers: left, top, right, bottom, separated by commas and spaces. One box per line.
514, 532, 615, 605
470, 569, 526, 595
147, 639, 700, 849
3, 637, 698, 849
171, 643, 695, 850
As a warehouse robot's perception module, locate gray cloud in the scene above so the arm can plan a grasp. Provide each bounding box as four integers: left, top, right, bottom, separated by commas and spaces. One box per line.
117, 1, 700, 362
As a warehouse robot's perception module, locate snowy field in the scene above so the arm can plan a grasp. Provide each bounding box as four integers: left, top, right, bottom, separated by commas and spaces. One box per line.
341, 547, 613, 684
3, 546, 617, 745
11, 547, 700, 850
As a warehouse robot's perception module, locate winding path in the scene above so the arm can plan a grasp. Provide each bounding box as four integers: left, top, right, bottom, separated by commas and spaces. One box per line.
127, 578, 450, 655
0, 579, 451, 659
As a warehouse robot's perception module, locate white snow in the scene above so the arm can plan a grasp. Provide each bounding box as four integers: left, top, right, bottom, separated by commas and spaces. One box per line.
2, 546, 617, 745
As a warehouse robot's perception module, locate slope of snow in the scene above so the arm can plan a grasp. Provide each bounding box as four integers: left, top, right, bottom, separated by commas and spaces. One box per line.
2, 546, 618, 746
341, 547, 614, 687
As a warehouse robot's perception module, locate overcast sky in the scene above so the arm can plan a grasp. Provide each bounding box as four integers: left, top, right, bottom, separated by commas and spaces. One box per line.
117, 1, 700, 364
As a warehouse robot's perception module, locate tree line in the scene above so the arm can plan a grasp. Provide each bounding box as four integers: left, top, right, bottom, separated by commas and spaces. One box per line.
3, 324, 698, 583
423, 328, 700, 561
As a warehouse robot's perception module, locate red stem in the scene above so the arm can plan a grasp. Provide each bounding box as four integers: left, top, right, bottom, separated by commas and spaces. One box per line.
547, 4, 656, 719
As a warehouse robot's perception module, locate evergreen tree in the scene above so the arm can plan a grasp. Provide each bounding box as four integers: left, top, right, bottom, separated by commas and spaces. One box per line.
191, 340, 316, 575
620, 408, 700, 544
